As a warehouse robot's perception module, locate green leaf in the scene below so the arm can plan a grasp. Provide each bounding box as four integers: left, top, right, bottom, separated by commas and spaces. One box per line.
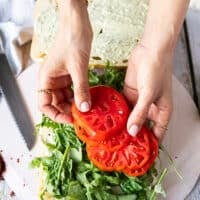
88, 64, 125, 91
30, 157, 42, 168
70, 147, 82, 162
118, 194, 137, 200
67, 181, 87, 200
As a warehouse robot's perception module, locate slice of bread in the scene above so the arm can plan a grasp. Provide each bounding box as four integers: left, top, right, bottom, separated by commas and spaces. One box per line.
31, 0, 148, 67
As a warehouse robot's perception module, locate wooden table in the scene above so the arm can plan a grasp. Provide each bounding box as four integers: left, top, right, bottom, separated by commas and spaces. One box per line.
173, 6, 200, 200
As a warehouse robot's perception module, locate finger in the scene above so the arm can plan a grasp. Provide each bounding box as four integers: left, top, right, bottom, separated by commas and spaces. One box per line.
55, 102, 72, 115
40, 75, 72, 90
123, 83, 138, 106
68, 59, 91, 112
152, 97, 173, 140
38, 92, 72, 123
39, 52, 72, 89
52, 90, 65, 105
73, 77, 91, 112
127, 90, 154, 137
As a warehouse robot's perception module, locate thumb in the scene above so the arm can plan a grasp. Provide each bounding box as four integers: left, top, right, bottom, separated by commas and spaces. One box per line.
69, 62, 91, 113
127, 91, 153, 136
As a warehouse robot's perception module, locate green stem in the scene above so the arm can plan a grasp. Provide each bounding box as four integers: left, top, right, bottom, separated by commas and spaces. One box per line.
150, 168, 168, 200
160, 144, 183, 180
58, 145, 70, 180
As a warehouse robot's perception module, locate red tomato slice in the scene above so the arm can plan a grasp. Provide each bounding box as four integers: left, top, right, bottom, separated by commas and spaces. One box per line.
112, 127, 150, 171
86, 144, 117, 171
122, 126, 150, 170
72, 86, 129, 140
74, 121, 91, 143
86, 126, 153, 173
74, 121, 130, 151
123, 132, 159, 177
98, 129, 130, 152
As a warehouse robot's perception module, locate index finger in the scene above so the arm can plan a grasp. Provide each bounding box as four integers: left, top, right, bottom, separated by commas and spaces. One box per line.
38, 91, 73, 123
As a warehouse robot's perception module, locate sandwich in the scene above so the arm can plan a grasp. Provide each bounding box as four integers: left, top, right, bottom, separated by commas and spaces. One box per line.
30, 0, 168, 199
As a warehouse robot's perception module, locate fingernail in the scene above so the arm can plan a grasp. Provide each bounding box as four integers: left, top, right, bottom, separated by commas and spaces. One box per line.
128, 125, 139, 137
80, 101, 90, 112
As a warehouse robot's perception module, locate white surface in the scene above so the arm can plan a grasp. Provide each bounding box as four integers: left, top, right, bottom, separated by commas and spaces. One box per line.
1, 64, 200, 199
0, 0, 34, 26
0, 65, 40, 200
161, 77, 200, 200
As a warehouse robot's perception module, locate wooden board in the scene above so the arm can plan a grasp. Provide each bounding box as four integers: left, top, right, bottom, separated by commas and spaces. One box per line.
184, 3, 200, 199
185, 8, 200, 109
173, 28, 193, 98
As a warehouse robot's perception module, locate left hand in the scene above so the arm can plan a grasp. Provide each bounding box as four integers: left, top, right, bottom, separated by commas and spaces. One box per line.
123, 43, 173, 140
38, 0, 93, 124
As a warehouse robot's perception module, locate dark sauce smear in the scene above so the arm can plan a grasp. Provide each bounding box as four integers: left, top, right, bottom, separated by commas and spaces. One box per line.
0, 154, 6, 180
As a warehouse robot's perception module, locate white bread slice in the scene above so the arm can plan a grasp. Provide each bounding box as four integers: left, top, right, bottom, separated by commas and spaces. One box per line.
31, 0, 148, 67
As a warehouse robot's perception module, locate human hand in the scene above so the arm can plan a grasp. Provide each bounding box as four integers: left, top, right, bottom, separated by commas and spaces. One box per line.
123, 44, 173, 140
38, 0, 92, 123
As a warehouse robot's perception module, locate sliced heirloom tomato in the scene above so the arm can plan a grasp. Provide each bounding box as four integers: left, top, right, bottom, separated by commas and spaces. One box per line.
123, 132, 159, 177
74, 120, 130, 151
112, 126, 150, 171
74, 121, 93, 143
86, 126, 153, 173
121, 126, 150, 170
72, 86, 129, 141
86, 144, 118, 171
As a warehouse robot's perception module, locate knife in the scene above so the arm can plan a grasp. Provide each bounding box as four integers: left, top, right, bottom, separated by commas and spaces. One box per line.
0, 39, 35, 150
0, 63, 39, 200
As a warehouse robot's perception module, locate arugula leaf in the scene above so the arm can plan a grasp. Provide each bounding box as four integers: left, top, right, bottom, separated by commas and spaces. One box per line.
120, 178, 143, 193
67, 181, 87, 200
89, 64, 125, 91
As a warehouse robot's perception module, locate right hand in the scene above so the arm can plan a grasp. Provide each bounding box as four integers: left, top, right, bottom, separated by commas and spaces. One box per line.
38, 0, 93, 123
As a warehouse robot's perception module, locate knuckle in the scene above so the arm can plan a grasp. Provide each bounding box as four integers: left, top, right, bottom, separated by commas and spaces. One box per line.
159, 102, 173, 115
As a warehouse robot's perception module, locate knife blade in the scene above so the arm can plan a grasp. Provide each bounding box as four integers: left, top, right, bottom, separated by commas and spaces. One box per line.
0, 64, 40, 200
0, 53, 35, 150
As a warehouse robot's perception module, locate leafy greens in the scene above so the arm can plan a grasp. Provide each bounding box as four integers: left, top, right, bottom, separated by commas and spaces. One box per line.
31, 65, 167, 200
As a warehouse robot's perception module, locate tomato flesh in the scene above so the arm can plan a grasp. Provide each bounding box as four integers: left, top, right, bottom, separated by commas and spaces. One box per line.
86, 126, 155, 174
86, 145, 117, 171
123, 131, 159, 177
72, 86, 129, 140
122, 126, 150, 170
72, 85, 159, 177
74, 120, 130, 151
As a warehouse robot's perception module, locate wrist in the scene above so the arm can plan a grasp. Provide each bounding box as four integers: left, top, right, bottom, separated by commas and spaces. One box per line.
58, 0, 88, 23
140, 25, 177, 56
134, 42, 173, 71
58, 0, 87, 9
